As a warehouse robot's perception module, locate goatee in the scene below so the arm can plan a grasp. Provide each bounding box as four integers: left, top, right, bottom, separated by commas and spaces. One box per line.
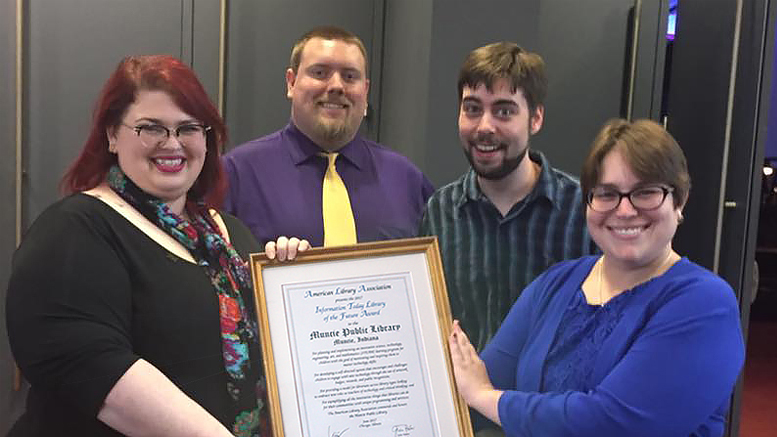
466, 144, 529, 180
318, 121, 350, 143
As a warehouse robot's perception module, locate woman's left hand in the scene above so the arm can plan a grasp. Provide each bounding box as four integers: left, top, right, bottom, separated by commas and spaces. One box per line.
265, 236, 310, 261
449, 320, 503, 425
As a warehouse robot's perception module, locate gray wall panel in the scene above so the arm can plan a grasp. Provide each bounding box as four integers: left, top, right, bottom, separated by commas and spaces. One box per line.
721, 1, 774, 434
192, 0, 222, 105
667, 0, 736, 270
535, 0, 635, 176
379, 0, 434, 169
1, 1, 24, 433
630, 0, 668, 120
25, 0, 185, 223
224, 0, 380, 149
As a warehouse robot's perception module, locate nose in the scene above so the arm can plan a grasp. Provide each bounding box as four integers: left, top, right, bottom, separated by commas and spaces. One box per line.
615, 195, 639, 216
326, 72, 345, 93
476, 111, 496, 134
159, 133, 183, 149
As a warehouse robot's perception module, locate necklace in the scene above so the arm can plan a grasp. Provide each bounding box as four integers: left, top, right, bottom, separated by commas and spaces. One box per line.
597, 250, 677, 306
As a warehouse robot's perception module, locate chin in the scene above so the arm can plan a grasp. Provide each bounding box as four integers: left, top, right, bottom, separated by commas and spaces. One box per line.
149, 186, 188, 201
601, 244, 642, 261
608, 252, 658, 269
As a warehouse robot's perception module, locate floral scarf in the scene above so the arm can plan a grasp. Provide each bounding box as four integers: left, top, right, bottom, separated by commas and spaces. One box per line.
107, 166, 269, 436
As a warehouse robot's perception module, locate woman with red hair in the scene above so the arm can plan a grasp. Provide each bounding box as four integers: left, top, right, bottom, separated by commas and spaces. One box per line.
6, 55, 306, 436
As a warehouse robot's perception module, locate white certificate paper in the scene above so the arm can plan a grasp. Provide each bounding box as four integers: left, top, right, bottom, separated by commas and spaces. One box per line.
285, 273, 434, 436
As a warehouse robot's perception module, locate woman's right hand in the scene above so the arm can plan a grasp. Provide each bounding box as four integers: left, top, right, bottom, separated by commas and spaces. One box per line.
449, 320, 503, 426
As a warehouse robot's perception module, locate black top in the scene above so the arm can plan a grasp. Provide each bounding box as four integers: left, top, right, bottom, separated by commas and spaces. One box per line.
6, 193, 262, 436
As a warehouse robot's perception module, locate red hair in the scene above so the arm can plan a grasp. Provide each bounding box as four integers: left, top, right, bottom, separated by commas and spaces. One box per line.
61, 55, 227, 207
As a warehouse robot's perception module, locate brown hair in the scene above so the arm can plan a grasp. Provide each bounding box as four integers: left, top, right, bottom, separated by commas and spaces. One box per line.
581, 118, 691, 208
457, 41, 547, 114
289, 26, 368, 74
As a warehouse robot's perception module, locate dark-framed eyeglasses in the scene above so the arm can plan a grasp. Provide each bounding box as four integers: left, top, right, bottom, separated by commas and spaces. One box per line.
121, 122, 211, 148
586, 185, 674, 212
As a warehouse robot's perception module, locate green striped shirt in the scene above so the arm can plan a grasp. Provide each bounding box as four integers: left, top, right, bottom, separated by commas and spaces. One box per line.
420, 151, 595, 350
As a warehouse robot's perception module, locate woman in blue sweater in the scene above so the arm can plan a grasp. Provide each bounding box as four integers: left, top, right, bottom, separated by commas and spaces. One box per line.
449, 118, 745, 437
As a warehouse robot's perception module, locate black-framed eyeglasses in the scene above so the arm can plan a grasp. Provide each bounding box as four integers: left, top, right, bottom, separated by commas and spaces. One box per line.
121, 122, 211, 147
586, 185, 674, 212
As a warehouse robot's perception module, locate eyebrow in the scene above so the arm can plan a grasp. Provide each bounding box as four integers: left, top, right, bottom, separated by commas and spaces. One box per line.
594, 182, 662, 191
308, 63, 363, 75
308, 62, 358, 70
460, 97, 519, 107
491, 99, 520, 107
134, 117, 200, 125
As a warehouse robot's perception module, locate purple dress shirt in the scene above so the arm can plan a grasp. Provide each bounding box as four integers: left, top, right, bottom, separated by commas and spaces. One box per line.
222, 123, 434, 247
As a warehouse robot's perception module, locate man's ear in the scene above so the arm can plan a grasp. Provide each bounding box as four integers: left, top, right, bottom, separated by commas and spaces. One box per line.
286, 68, 296, 99
530, 105, 545, 135
363, 78, 371, 110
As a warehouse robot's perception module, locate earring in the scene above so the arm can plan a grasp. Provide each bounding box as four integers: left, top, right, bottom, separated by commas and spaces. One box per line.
108, 142, 117, 153
677, 211, 684, 224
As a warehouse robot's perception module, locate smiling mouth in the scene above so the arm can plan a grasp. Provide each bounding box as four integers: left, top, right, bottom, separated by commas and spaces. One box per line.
475, 144, 500, 152
608, 225, 650, 236
152, 157, 185, 172
318, 101, 348, 109
470, 141, 506, 154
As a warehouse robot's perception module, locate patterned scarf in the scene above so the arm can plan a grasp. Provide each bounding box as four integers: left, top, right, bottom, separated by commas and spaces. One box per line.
107, 166, 270, 437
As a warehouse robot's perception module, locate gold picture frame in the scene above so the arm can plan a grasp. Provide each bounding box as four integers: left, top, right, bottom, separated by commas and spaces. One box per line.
250, 237, 473, 437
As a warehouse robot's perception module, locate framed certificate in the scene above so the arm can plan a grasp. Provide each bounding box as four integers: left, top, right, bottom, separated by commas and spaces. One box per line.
249, 237, 473, 437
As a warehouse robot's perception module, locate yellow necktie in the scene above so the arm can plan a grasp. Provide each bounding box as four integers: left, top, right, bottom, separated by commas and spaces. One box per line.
321, 152, 357, 246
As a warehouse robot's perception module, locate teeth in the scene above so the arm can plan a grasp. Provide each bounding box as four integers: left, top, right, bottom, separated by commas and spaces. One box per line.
154, 158, 183, 166
613, 227, 644, 235
321, 102, 346, 108
475, 144, 499, 152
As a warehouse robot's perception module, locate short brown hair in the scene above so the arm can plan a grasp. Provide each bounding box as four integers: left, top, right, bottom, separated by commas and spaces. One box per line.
581, 118, 691, 208
289, 26, 368, 74
458, 42, 547, 114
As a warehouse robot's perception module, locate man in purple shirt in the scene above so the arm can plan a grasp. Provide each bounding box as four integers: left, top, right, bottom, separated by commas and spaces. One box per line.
223, 26, 433, 247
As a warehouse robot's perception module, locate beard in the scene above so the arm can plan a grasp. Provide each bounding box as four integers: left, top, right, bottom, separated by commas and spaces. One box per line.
311, 112, 362, 149
316, 118, 351, 143
464, 135, 530, 180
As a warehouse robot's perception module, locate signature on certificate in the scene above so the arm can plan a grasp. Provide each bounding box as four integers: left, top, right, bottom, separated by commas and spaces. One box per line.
392, 424, 415, 436
327, 426, 349, 437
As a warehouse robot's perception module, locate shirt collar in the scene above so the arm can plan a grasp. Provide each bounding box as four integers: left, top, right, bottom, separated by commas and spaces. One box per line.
456, 150, 562, 210
531, 150, 564, 209
283, 122, 367, 170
